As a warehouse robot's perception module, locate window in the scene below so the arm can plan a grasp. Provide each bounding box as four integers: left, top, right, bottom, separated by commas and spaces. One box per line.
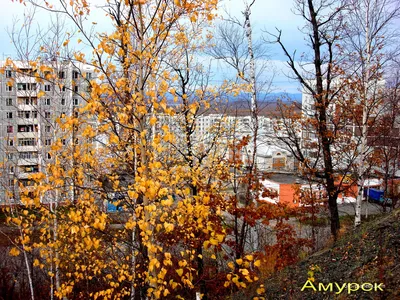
45, 139, 52, 146
58, 71, 65, 79
44, 98, 51, 105
19, 180, 33, 187
6, 85, 12, 92
46, 153, 51, 159
86, 72, 92, 79
7, 126, 13, 133
45, 112, 51, 119
21, 165, 39, 173
18, 138, 36, 146
18, 125, 32, 132
19, 152, 38, 159
7, 153, 13, 160
44, 85, 51, 92
73, 98, 79, 106
62, 139, 66, 145
10, 166, 14, 174
74, 86, 79, 93
5, 70, 12, 78
18, 111, 37, 118
62, 86, 67, 92
17, 83, 36, 91
17, 83, 26, 91
74, 111, 79, 118
45, 125, 51, 133
8, 179, 14, 187
18, 98, 37, 105
6, 112, 13, 119
61, 98, 66, 105
8, 139, 14, 146
73, 71, 79, 79
6, 98, 12, 106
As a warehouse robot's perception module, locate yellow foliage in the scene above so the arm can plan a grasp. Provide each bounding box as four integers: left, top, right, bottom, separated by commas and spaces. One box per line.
163, 222, 174, 233
9, 247, 20, 256
245, 255, 254, 261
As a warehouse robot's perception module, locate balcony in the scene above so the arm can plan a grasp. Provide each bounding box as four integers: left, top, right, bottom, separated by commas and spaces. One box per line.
18, 158, 39, 166
17, 146, 38, 153
16, 118, 39, 125
16, 89, 38, 98
18, 104, 37, 111
17, 131, 38, 139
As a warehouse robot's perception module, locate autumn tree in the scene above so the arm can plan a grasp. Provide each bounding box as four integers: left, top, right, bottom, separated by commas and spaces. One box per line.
339, 0, 400, 225
269, 0, 350, 240
4, 0, 271, 299
1, 7, 82, 299
208, 0, 276, 260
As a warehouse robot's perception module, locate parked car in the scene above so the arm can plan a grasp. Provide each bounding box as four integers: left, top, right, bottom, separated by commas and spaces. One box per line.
364, 188, 392, 206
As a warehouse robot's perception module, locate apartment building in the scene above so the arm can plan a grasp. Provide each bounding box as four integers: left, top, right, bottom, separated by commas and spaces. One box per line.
195, 113, 297, 173
0, 60, 95, 204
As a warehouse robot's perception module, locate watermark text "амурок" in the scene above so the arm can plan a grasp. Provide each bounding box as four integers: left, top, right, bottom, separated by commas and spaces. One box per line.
301, 280, 384, 294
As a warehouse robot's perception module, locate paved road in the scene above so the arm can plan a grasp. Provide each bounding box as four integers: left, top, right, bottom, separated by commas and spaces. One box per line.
337, 201, 387, 216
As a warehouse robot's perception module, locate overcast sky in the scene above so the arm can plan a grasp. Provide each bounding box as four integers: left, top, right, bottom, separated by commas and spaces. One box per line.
1, 0, 307, 93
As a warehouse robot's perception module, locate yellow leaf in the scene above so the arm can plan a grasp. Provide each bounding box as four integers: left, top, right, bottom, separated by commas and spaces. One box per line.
150, 116, 157, 126
163, 289, 170, 297
9, 247, 20, 256
125, 220, 136, 230
245, 255, 254, 261
236, 258, 243, 265
164, 222, 174, 233
216, 234, 224, 243
257, 285, 265, 295
254, 260, 261, 267
37, 90, 45, 98
176, 268, 183, 277
240, 268, 249, 276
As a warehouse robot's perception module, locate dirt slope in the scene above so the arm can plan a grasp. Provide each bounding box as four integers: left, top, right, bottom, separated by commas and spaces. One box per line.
262, 210, 400, 300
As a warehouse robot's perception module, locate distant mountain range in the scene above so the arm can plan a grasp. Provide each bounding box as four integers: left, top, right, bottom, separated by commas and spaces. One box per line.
226, 92, 302, 103
165, 91, 302, 116
264, 92, 302, 102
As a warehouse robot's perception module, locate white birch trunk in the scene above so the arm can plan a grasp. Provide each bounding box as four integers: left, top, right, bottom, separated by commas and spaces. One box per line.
130, 228, 136, 300
23, 244, 35, 300
243, 0, 258, 172
354, 1, 371, 227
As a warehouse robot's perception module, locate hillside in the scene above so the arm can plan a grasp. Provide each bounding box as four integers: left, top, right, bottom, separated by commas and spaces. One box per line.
261, 210, 400, 299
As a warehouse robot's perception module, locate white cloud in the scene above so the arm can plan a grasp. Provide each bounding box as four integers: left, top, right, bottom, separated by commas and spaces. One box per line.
1, 0, 308, 93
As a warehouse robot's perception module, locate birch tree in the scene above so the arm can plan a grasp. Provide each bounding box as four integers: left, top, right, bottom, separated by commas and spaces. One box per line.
5, 0, 267, 299
341, 0, 400, 226
208, 0, 271, 259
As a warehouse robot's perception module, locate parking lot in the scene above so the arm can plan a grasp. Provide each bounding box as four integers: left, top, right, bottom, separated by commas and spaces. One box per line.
337, 201, 388, 216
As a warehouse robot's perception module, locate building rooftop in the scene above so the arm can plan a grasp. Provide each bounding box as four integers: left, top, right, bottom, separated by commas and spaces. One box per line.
265, 173, 309, 184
